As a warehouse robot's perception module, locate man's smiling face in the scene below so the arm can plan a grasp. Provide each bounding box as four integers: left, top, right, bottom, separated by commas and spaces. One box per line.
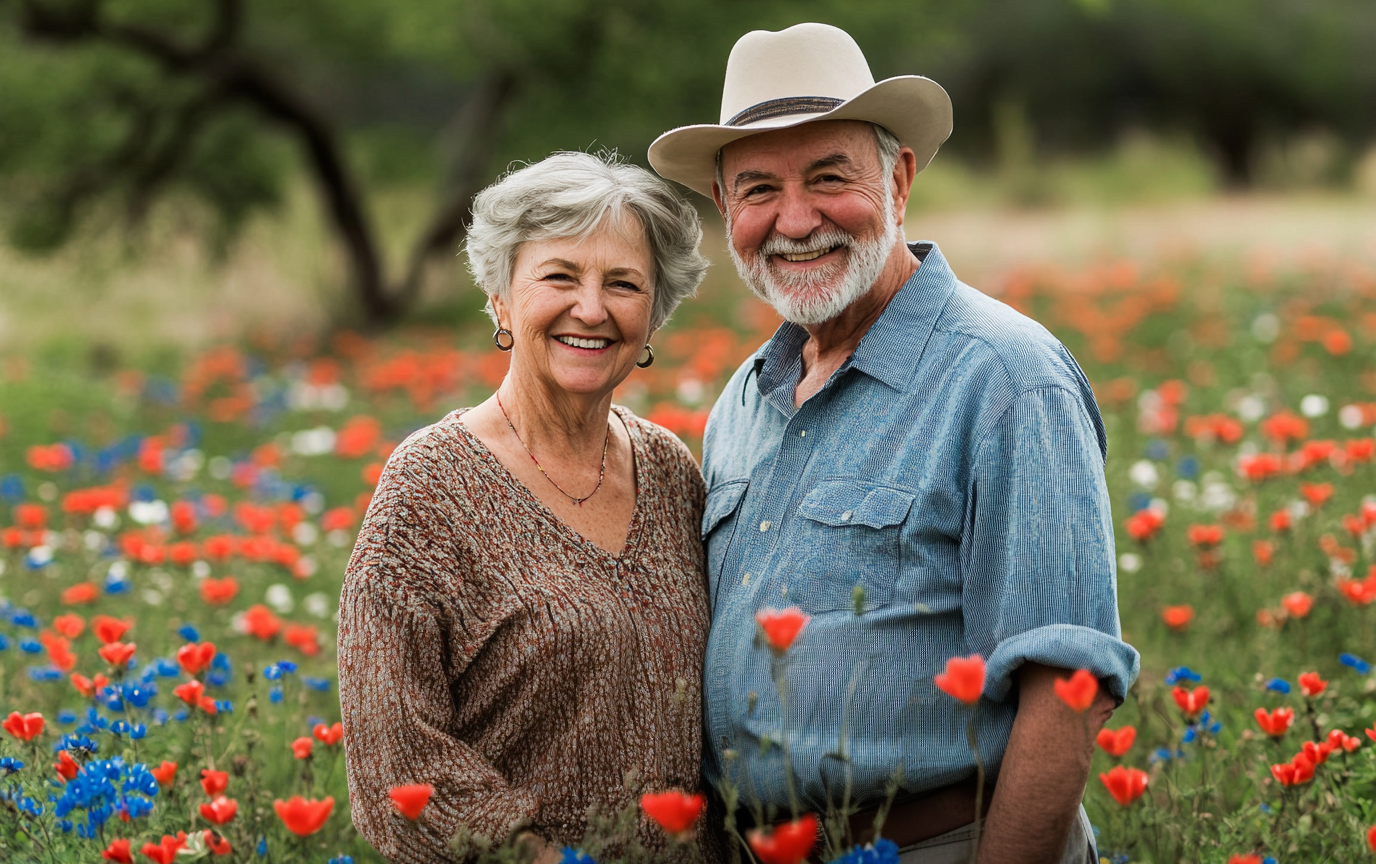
714, 120, 903, 326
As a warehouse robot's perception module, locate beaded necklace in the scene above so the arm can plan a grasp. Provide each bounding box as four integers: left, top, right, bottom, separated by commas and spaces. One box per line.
496, 391, 609, 507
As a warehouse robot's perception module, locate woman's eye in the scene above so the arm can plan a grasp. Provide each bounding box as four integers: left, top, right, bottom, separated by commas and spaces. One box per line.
613, 281, 642, 291
543, 272, 575, 282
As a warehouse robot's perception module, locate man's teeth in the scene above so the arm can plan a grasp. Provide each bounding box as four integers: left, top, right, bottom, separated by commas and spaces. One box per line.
555, 336, 611, 349
779, 247, 835, 262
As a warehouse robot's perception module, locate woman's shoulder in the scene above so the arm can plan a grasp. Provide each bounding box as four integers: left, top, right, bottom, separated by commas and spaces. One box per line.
614, 405, 705, 502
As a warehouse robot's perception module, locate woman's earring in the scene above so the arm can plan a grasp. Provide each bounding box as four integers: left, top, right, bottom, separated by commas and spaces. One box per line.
636, 344, 655, 368
493, 328, 514, 351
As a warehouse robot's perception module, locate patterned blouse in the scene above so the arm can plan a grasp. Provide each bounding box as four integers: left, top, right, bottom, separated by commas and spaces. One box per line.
338, 406, 710, 863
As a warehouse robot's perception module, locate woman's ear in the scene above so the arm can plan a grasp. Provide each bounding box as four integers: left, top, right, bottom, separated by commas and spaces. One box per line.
489, 294, 509, 330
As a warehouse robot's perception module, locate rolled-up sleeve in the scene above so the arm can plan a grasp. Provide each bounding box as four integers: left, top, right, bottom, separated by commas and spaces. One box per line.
961, 385, 1140, 703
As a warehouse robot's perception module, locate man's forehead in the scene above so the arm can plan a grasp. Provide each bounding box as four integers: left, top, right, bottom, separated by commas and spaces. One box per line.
719, 120, 879, 176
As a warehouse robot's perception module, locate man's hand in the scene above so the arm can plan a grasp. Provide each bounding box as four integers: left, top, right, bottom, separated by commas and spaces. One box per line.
976, 662, 1115, 864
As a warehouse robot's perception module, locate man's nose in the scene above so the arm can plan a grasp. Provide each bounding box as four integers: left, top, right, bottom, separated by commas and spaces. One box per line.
771, 184, 824, 239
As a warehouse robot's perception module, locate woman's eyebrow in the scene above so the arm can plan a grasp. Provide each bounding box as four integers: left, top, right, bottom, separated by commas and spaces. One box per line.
537, 258, 581, 271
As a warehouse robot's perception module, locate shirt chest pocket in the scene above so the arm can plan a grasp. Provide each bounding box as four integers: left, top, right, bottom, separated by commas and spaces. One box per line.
702, 480, 749, 608
790, 480, 915, 613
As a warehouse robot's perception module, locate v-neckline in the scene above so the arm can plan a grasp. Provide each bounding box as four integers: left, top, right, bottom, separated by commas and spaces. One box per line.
453, 405, 645, 562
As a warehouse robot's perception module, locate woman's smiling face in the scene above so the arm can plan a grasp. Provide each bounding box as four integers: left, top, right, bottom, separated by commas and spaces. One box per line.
495, 217, 656, 399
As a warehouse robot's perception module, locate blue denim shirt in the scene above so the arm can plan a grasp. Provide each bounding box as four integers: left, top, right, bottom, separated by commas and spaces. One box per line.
700, 242, 1140, 812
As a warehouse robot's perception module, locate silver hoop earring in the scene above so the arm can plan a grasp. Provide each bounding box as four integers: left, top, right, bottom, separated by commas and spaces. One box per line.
493, 328, 514, 351
636, 344, 655, 368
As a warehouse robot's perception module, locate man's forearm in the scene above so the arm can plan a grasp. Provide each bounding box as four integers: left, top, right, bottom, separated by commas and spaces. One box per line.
976, 663, 1115, 864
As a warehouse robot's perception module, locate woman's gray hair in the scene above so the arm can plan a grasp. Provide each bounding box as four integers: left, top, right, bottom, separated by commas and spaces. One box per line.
465, 151, 709, 332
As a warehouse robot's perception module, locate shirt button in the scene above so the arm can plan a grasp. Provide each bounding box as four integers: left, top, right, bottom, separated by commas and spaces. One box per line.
841, 511, 853, 521
760, 520, 771, 532
742, 572, 751, 585
799, 430, 807, 437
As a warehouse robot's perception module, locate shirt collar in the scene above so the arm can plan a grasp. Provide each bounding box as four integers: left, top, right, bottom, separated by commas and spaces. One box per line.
752, 241, 959, 397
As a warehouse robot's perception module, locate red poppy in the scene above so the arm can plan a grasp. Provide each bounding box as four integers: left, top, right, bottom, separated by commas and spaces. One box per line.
390, 783, 435, 821
45, 637, 77, 673
101, 839, 133, 863
1124, 508, 1165, 542
1301, 739, 1335, 766
54, 749, 79, 781
176, 642, 217, 676
140, 833, 187, 864
1369, 825, 1376, 852
203, 535, 236, 561
1298, 671, 1327, 698
91, 615, 132, 645
199, 577, 240, 605
1161, 605, 1194, 631
171, 501, 198, 534
1270, 752, 1316, 785
1269, 510, 1291, 532
52, 614, 84, 639
61, 582, 99, 605
284, 624, 321, 656
203, 831, 231, 856
150, 761, 177, 787
1253, 541, 1275, 566
1348, 438, 1376, 463
198, 696, 219, 715
1300, 482, 1333, 507
70, 673, 109, 699
199, 796, 238, 826
15, 503, 48, 528
1252, 706, 1294, 738
291, 737, 314, 759
1095, 726, 1136, 758
173, 681, 205, 706
747, 814, 818, 864
312, 722, 343, 746
934, 654, 986, 705
1098, 766, 1148, 806
1053, 669, 1099, 712
273, 795, 335, 836
1228, 856, 1263, 864
241, 605, 282, 641
639, 790, 705, 836
1327, 728, 1361, 753
3, 711, 44, 741
1186, 525, 1223, 548
1260, 411, 1308, 445
754, 608, 810, 653
201, 769, 229, 796
1280, 592, 1312, 618
1172, 686, 1209, 717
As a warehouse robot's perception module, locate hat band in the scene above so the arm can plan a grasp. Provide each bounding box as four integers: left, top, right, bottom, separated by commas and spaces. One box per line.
725, 96, 846, 128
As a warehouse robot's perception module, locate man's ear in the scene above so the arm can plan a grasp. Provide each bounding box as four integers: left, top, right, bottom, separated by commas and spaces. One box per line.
891, 147, 919, 227
711, 181, 727, 220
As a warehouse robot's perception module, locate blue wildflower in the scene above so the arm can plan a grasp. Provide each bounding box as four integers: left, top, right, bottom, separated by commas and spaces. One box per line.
257, 836, 268, 857
1176, 456, 1199, 479
270, 686, 284, 704
20, 639, 42, 654
0, 474, 25, 501
150, 708, 169, 726
122, 681, 156, 708
830, 839, 900, 864
329, 858, 355, 864
29, 665, 64, 682
57, 710, 77, 725
12, 610, 37, 628
0, 633, 9, 650
1266, 678, 1292, 694
264, 664, 285, 681
57, 734, 99, 755
304, 677, 332, 693
152, 658, 180, 678
560, 849, 597, 864
1340, 653, 1372, 675
177, 624, 201, 642
57, 819, 73, 834
1147, 440, 1170, 460
1164, 667, 1202, 685
0, 757, 24, 775
214, 700, 232, 714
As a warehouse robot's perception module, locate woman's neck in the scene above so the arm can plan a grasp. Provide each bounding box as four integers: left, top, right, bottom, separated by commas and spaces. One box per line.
496, 372, 613, 457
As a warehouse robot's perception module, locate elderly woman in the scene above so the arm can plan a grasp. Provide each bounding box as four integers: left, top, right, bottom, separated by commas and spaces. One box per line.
338, 151, 712, 863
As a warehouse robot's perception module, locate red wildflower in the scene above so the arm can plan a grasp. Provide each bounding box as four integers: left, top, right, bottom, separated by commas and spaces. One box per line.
1098, 765, 1148, 806
199, 577, 239, 605
1301, 482, 1333, 507
171, 500, 198, 534
273, 795, 334, 836
1269, 510, 1291, 532
390, 783, 436, 821
933, 654, 986, 705
1301, 739, 1335, 766
1280, 592, 1312, 618
754, 608, 810, 653
71, 673, 109, 699
241, 605, 282, 641
284, 624, 321, 656
1347, 438, 1375, 463
1124, 507, 1166, 542
4, 711, 44, 741
1338, 576, 1376, 605
1239, 453, 1284, 482
201, 769, 229, 796
98, 642, 136, 668
1327, 728, 1361, 753
312, 722, 343, 746
173, 681, 205, 705
14, 502, 48, 528
61, 582, 99, 605
747, 813, 818, 864
291, 737, 314, 759
1228, 856, 1263, 864
1254, 707, 1294, 738
1369, 825, 1376, 853
1186, 525, 1223, 548
1161, 605, 1194, 631
1253, 540, 1274, 566
1095, 726, 1136, 758
1261, 411, 1309, 445
202, 535, 236, 561
199, 796, 238, 826
150, 761, 177, 787
55, 749, 79, 781
140, 833, 187, 864
1054, 669, 1099, 712
91, 615, 132, 645
1172, 686, 1210, 717
203, 831, 231, 856
176, 642, 217, 676
101, 838, 133, 863
321, 507, 355, 532
1298, 671, 1327, 697
640, 790, 705, 836
52, 613, 84, 639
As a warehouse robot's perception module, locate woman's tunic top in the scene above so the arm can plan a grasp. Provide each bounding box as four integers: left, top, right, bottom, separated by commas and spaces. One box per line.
338, 406, 709, 863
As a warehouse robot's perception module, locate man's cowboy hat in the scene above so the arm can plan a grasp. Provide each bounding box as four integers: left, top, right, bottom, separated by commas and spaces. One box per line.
648, 22, 953, 198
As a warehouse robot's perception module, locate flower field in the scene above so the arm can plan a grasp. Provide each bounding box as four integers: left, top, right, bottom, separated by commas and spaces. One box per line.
4, 250, 1376, 862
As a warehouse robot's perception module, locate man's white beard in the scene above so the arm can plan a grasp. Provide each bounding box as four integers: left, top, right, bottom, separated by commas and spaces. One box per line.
727, 200, 901, 327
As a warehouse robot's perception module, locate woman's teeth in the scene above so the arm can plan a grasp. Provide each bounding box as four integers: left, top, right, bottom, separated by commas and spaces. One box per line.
779, 247, 835, 262
555, 335, 611, 349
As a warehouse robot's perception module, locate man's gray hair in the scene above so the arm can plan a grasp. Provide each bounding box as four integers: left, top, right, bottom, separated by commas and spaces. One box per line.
465, 151, 709, 332
715, 123, 901, 199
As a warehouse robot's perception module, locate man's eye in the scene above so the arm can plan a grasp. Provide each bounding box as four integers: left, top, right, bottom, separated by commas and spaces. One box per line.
743, 184, 773, 197
815, 174, 845, 184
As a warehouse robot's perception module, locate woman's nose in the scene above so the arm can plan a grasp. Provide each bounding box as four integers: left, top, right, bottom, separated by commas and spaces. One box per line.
568, 280, 609, 325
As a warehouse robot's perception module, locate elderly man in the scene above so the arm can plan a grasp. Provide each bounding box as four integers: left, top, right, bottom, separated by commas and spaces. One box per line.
649, 23, 1139, 864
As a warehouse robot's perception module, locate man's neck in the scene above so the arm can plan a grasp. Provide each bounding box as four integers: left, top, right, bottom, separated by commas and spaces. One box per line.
794, 241, 919, 405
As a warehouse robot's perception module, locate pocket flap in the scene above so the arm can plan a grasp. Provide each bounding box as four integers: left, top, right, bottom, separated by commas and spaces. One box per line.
798, 480, 914, 529
702, 480, 749, 538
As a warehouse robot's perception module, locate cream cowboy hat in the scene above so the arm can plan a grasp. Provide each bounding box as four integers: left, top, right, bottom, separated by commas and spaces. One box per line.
648, 22, 953, 198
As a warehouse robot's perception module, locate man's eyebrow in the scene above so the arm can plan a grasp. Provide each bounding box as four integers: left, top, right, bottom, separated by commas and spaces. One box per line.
731, 170, 776, 192
805, 153, 854, 173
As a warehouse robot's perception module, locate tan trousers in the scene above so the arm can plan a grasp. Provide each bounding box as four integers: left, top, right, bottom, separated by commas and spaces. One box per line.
896, 806, 1095, 864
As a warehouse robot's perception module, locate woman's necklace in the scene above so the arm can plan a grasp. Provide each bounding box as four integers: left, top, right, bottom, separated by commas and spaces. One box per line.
495, 391, 609, 507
